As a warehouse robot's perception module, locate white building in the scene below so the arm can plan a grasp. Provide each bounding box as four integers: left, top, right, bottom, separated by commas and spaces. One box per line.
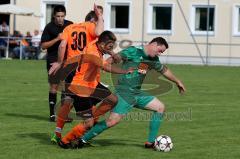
1, 0, 240, 65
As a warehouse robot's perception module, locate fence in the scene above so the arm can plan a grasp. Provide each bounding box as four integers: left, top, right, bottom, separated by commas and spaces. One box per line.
1, 36, 240, 66
0, 36, 41, 60
115, 39, 240, 66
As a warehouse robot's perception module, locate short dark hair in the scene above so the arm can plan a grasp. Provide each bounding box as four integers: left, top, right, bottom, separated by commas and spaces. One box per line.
150, 37, 168, 49
98, 31, 116, 43
85, 10, 98, 22
53, 5, 66, 15
97, 5, 103, 11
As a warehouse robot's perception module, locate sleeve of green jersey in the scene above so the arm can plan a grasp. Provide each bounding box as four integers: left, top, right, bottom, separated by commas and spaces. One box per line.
119, 46, 137, 60
153, 58, 164, 72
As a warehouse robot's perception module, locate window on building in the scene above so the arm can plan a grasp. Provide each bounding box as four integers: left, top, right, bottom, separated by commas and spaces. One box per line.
105, 1, 131, 33
195, 7, 215, 31
152, 6, 172, 30
0, 0, 10, 4
191, 5, 215, 35
238, 8, 240, 32
233, 6, 240, 36
0, 0, 10, 25
46, 4, 59, 24
110, 5, 129, 29
147, 3, 173, 35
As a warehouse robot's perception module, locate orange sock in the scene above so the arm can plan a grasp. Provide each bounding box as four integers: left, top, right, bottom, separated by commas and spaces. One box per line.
55, 102, 72, 137
93, 102, 114, 123
62, 123, 86, 144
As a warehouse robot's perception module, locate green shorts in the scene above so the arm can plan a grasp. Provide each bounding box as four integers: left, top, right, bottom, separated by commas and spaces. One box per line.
112, 90, 155, 115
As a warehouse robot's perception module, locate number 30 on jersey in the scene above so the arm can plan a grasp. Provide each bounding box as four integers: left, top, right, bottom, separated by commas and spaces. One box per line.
71, 31, 87, 51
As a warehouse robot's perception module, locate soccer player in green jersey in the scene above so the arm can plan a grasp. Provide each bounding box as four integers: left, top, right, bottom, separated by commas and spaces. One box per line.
74, 37, 186, 149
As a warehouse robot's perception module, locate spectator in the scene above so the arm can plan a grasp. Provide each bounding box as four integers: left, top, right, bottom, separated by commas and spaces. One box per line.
10, 31, 31, 60
31, 30, 41, 59
0, 21, 9, 36
9, 30, 23, 58
21, 31, 32, 59
25, 31, 32, 46
0, 32, 7, 58
21, 31, 33, 59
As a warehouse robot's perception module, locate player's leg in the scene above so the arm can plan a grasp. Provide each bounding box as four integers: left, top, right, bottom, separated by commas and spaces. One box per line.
53, 69, 77, 134
59, 112, 120, 149
145, 98, 165, 145
81, 93, 133, 144
61, 94, 117, 145
88, 82, 118, 122
53, 96, 73, 137
51, 94, 75, 143
60, 84, 114, 147
49, 83, 58, 122
59, 83, 117, 148
47, 60, 59, 122
93, 93, 118, 123
136, 96, 165, 148
81, 112, 124, 144
59, 96, 94, 148
51, 65, 80, 142
60, 118, 95, 148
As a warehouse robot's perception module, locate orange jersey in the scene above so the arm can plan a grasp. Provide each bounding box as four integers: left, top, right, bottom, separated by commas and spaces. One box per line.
62, 22, 97, 59
68, 40, 107, 97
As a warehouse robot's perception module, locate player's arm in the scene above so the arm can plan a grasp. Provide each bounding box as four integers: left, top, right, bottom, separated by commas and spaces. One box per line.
104, 54, 122, 64
57, 39, 67, 63
105, 51, 127, 64
94, 4, 104, 36
103, 56, 130, 74
63, 55, 82, 68
48, 39, 67, 75
81, 54, 133, 74
102, 63, 134, 74
112, 53, 125, 63
41, 33, 62, 50
160, 65, 186, 94
110, 46, 136, 63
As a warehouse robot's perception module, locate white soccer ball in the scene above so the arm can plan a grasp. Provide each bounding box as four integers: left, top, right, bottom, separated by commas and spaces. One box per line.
154, 135, 173, 152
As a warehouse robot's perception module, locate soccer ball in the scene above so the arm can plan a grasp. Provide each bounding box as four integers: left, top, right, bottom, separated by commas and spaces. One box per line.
154, 135, 173, 152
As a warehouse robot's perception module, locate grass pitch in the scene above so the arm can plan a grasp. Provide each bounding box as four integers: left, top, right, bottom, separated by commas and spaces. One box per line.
0, 60, 239, 159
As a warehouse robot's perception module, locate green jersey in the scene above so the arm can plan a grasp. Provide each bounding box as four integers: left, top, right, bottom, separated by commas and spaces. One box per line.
116, 46, 163, 91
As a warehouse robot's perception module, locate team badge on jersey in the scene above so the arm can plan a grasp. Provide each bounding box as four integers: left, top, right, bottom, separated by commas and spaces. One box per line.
138, 63, 149, 74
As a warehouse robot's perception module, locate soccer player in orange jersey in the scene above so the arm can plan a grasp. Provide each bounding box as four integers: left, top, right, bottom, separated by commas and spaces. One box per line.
49, 4, 104, 75
49, 5, 104, 143
57, 31, 133, 149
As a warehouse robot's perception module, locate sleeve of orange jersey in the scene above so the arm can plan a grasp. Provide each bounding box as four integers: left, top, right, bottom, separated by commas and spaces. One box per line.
80, 53, 127, 74
81, 53, 104, 67
86, 22, 97, 39
61, 25, 70, 41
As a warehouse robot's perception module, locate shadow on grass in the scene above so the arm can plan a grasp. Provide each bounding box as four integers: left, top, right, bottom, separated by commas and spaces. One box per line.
5, 113, 49, 122
15, 133, 147, 149
91, 138, 144, 148
17, 132, 51, 145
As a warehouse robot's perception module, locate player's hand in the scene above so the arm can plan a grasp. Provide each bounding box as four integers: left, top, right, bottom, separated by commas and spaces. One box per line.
94, 3, 102, 17
112, 54, 122, 64
49, 62, 62, 75
104, 51, 121, 64
57, 33, 63, 40
106, 57, 114, 64
176, 80, 186, 94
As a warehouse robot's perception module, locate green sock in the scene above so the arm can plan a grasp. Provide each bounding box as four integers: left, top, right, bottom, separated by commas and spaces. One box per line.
82, 120, 108, 142
148, 112, 163, 143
